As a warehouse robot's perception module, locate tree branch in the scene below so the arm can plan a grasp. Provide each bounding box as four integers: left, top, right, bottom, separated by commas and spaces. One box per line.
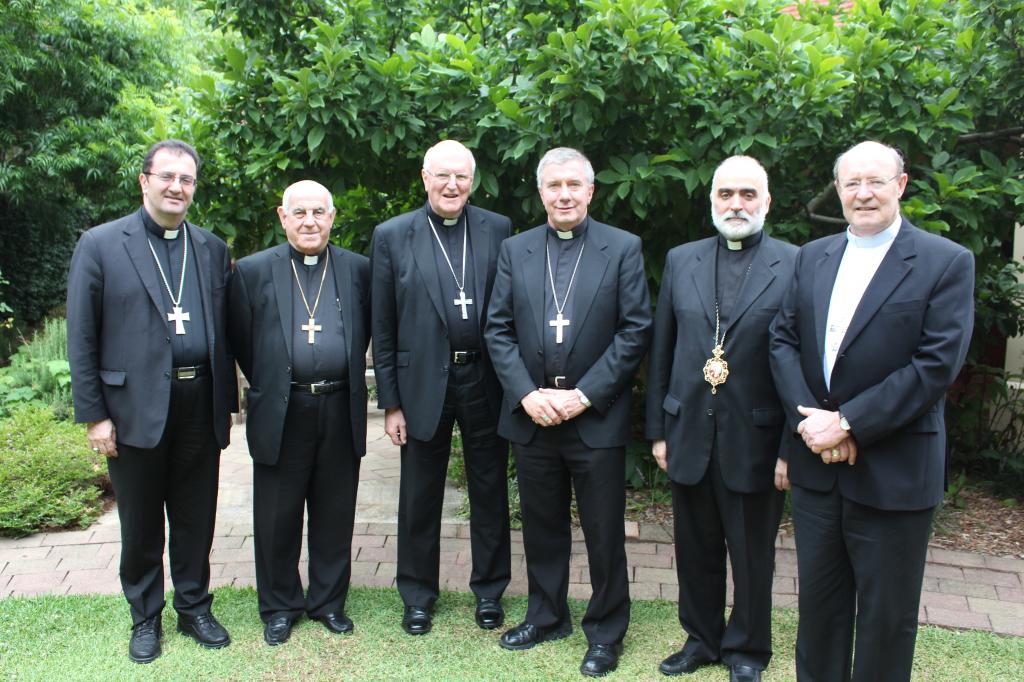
957, 127, 1024, 143
806, 181, 846, 225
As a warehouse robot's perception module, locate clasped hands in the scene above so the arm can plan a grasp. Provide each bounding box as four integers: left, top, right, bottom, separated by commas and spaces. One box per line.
522, 388, 587, 427
796, 405, 858, 466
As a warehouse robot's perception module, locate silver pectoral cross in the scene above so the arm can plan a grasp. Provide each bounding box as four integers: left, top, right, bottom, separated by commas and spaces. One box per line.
167, 305, 190, 335
301, 316, 322, 344
453, 290, 474, 320
549, 312, 570, 344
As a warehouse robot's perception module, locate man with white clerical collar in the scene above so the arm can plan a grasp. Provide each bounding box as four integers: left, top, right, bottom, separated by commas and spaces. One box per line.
485, 147, 652, 677
228, 180, 370, 646
67, 139, 236, 663
371, 139, 513, 636
647, 156, 797, 682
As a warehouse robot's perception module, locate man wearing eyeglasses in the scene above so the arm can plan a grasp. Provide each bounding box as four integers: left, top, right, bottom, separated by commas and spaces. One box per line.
371, 139, 513, 636
67, 139, 236, 663
769, 140, 975, 681
228, 180, 370, 646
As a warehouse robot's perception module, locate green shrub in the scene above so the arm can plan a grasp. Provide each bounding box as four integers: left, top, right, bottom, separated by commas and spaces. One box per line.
0, 404, 105, 537
0, 318, 72, 420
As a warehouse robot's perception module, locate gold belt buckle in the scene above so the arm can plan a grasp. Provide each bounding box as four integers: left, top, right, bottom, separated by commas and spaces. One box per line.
177, 367, 197, 380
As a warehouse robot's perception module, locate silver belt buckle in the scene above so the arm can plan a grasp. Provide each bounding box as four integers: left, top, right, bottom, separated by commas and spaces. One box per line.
554, 375, 567, 389
309, 380, 328, 395
453, 351, 468, 365
177, 367, 197, 380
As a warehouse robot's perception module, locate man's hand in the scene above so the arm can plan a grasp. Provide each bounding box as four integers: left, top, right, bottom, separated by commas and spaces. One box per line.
796, 405, 849, 453
774, 457, 790, 491
818, 436, 858, 466
87, 419, 118, 458
385, 407, 407, 446
521, 390, 564, 426
538, 387, 587, 421
652, 440, 669, 472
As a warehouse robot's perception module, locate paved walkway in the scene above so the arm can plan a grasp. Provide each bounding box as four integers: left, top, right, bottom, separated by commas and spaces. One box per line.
1, 406, 1021, 637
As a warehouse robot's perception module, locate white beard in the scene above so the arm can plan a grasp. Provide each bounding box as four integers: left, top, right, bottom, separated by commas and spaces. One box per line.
712, 207, 766, 241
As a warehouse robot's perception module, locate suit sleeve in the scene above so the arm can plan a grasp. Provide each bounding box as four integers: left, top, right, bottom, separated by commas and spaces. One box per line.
219, 243, 240, 412
66, 230, 107, 424
575, 235, 652, 414
645, 254, 676, 441
370, 227, 401, 410
484, 241, 538, 405
838, 248, 975, 446
227, 262, 255, 382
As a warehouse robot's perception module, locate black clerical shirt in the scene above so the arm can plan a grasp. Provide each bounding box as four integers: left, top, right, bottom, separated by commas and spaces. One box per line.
289, 247, 346, 383
543, 218, 588, 378
715, 229, 762, 330
141, 208, 208, 366
426, 206, 480, 352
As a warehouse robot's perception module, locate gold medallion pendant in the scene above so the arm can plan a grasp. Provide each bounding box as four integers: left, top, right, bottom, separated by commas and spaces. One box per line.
703, 345, 729, 394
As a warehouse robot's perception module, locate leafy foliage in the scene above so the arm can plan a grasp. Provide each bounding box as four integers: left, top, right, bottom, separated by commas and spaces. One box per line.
0, 318, 73, 420
0, 404, 105, 537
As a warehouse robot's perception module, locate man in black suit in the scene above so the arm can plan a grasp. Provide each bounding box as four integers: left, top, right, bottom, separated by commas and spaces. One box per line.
371, 139, 512, 635
67, 139, 235, 663
228, 180, 370, 646
646, 156, 796, 682
484, 147, 651, 677
769, 141, 975, 681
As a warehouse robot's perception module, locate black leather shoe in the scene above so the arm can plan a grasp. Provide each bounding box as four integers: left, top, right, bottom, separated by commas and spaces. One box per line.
730, 665, 762, 682
659, 649, 714, 676
128, 615, 162, 664
317, 612, 354, 634
263, 616, 294, 646
498, 621, 573, 650
177, 611, 230, 649
580, 643, 623, 677
402, 605, 432, 635
475, 598, 505, 630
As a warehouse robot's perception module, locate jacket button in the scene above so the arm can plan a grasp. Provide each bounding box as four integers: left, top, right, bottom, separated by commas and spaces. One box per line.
283, 395, 288, 403
706, 409, 713, 416
164, 371, 170, 378
286, 366, 291, 373
165, 337, 170, 343
822, 398, 831, 407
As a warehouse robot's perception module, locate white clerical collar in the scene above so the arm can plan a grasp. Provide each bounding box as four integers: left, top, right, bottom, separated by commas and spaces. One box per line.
442, 215, 459, 226
162, 228, 179, 240
846, 215, 901, 249
726, 239, 742, 250
303, 254, 319, 266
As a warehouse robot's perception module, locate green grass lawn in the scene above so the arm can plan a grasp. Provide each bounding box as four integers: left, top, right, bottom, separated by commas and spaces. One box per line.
0, 587, 1020, 681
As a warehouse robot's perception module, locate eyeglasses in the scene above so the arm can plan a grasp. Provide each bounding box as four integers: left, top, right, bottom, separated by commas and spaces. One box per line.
145, 172, 197, 188
289, 207, 330, 221
837, 175, 899, 194
424, 169, 472, 185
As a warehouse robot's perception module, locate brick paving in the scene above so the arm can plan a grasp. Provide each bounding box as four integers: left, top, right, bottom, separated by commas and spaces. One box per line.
1, 406, 1022, 637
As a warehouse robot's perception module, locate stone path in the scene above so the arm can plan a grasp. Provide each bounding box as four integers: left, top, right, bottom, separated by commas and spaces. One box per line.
1, 406, 1021, 637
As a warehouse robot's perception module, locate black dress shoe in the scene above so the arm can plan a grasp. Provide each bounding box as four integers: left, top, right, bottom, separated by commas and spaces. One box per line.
659, 649, 714, 675
128, 615, 162, 664
263, 616, 294, 646
498, 621, 573, 650
317, 612, 354, 634
730, 664, 762, 682
580, 643, 623, 677
402, 605, 432, 635
177, 611, 231, 648
475, 598, 505, 630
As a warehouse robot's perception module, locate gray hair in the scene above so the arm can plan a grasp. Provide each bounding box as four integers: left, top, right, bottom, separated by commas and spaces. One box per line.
832, 141, 904, 181
536, 147, 594, 188
282, 180, 335, 212
710, 155, 769, 199
422, 139, 477, 175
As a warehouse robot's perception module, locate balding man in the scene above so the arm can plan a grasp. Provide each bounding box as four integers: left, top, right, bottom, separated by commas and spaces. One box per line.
371, 140, 512, 635
646, 156, 796, 682
770, 141, 974, 681
228, 180, 370, 646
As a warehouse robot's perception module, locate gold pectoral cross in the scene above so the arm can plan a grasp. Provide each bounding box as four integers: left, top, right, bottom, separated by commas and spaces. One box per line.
301, 316, 322, 344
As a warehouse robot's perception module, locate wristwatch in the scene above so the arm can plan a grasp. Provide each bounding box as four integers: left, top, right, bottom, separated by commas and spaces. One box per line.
575, 388, 592, 408
838, 413, 852, 432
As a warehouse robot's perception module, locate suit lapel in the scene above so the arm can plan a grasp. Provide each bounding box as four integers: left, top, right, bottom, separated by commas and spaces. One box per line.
566, 223, 610, 355
690, 239, 717, 328
521, 227, 547, 344
331, 245, 355, 369
813, 234, 847, 362
468, 207, 491, 329
411, 211, 447, 328
727, 238, 778, 330
121, 212, 166, 317
271, 244, 294, 360
838, 222, 915, 354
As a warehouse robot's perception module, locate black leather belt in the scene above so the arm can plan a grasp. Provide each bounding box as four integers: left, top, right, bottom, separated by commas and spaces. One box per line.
172, 365, 208, 380
451, 350, 481, 365
290, 379, 348, 395
545, 375, 573, 389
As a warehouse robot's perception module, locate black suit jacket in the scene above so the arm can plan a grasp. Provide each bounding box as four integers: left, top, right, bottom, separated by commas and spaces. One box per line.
484, 220, 652, 448
769, 219, 974, 510
646, 235, 797, 492
67, 209, 236, 449
370, 204, 511, 441
228, 243, 370, 465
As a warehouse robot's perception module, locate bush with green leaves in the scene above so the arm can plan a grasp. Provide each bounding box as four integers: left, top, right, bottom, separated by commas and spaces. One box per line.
0, 318, 72, 420
0, 404, 105, 537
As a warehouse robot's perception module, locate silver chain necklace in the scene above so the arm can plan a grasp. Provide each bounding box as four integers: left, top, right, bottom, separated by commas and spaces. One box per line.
545, 240, 585, 344
147, 225, 190, 335
427, 214, 474, 320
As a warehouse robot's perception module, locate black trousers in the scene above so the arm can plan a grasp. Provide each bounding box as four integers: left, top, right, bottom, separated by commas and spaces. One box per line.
396, 362, 511, 608
252, 388, 359, 622
514, 424, 630, 645
791, 484, 935, 682
106, 374, 220, 626
670, 446, 783, 669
